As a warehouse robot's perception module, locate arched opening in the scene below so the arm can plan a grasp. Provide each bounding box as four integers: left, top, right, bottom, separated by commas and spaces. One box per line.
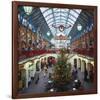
81, 60, 86, 72
82, 60, 88, 81
87, 63, 94, 82
18, 69, 26, 90
78, 58, 81, 70
44, 57, 47, 65
36, 60, 40, 71
74, 58, 77, 69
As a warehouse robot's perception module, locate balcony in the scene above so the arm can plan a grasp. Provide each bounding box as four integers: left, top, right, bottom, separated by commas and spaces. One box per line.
73, 47, 94, 58
18, 49, 56, 61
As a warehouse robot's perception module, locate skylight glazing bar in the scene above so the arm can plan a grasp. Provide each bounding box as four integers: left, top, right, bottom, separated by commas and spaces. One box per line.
64, 9, 70, 35
52, 8, 57, 35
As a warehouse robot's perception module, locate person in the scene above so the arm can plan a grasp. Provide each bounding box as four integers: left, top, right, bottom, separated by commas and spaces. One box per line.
41, 59, 44, 70
44, 65, 48, 73
52, 58, 56, 66
72, 70, 77, 80
35, 73, 39, 84
73, 79, 81, 90
89, 70, 94, 82
72, 70, 75, 79
84, 69, 88, 81
43, 65, 48, 78
49, 73, 52, 79
43, 72, 46, 77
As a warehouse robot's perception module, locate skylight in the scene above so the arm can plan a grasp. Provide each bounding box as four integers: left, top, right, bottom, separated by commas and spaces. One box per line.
40, 7, 81, 36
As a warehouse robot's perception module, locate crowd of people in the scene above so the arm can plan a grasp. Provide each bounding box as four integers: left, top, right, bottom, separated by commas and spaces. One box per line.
41, 57, 56, 77
28, 56, 94, 92
33, 57, 56, 85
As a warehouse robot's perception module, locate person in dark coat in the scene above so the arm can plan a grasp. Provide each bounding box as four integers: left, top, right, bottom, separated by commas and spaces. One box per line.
84, 69, 88, 81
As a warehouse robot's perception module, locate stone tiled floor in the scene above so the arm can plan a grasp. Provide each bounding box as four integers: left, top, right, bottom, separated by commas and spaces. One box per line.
19, 67, 94, 94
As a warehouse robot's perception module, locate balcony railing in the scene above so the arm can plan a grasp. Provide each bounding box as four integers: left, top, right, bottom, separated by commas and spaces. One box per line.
18, 49, 56, 61
73, 47, 94, 57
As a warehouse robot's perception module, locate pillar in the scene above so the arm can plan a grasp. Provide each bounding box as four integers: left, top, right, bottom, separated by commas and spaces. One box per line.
25, 69, 29, 88
77, 58, 81, 69
81, 60, 85, 72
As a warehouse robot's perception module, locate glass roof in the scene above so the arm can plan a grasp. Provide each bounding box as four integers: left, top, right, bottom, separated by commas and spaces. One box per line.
40, 7, 81, 36
18, 6, 93, 48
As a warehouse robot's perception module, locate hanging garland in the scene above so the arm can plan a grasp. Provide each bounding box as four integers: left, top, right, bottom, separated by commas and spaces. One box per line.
52, 24, 71, 32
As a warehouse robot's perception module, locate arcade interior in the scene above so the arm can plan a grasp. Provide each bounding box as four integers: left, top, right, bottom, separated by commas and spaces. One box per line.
17, 6, 95, 94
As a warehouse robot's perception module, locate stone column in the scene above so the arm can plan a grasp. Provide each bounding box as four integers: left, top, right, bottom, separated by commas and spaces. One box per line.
25, 69, 29, 88
81, 61, 85, 72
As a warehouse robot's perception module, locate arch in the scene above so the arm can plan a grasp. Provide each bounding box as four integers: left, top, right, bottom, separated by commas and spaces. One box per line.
24, 61, 33, 69
74, 58, 77, 69
78, 58, 81, 69
40, 58, 45, 70
18, 68, 26, 89
87, 63, 94, 82
36, 60, 41, 71
81, 60, 86, 72
82, 60, 89, 81
24, 61, 35, 88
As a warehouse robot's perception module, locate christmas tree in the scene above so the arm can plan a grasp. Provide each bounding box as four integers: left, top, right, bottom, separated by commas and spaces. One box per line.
53, 48, 72, 87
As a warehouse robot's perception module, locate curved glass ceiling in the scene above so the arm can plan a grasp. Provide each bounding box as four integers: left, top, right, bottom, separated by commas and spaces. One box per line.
40, 7, 81, 36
